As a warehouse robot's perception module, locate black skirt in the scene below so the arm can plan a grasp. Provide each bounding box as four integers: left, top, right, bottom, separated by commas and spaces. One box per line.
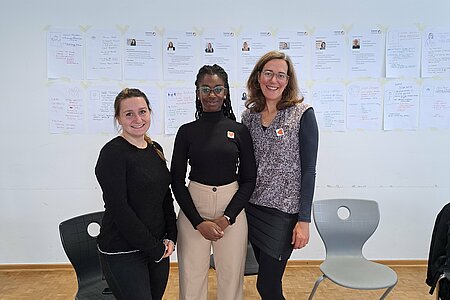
246, 203, 298, 261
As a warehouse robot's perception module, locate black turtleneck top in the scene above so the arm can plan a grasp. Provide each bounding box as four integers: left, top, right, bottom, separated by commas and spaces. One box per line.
171, 111, 257, 228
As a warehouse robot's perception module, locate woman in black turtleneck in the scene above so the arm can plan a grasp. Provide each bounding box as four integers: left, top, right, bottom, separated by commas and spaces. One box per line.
171, 64, 256, 300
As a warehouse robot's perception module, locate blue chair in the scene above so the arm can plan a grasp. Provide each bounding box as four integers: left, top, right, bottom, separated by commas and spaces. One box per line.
308, 199, 397, 300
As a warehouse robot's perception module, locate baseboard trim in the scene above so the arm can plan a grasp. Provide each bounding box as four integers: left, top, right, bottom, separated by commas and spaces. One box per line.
285, 259, 427, 267
0, 264, 74, 271
0, 259, 427, 271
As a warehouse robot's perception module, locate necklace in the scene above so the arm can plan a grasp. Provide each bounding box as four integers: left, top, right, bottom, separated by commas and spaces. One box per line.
261, 110, 277, 126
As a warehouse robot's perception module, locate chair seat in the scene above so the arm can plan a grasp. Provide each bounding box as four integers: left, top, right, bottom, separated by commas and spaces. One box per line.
321, 256, 398, 290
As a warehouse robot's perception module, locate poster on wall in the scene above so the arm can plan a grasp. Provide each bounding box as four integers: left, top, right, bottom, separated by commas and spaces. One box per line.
85, 29, 122, 80
47, 28, 84, 79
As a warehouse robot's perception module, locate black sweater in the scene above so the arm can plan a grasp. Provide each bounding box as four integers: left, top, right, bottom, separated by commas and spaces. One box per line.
95, 136, 177, 261
171, 111, 257, 228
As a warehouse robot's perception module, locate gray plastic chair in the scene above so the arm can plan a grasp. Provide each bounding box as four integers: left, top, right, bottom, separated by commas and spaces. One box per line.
308, 199, 398, 300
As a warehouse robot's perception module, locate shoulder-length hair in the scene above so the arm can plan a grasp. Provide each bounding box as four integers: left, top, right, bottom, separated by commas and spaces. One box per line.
245, 51, 303, 113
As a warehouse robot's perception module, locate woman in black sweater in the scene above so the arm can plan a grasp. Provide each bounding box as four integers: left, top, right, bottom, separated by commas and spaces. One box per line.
171, 65, 256, 300
95, 88, 177, 300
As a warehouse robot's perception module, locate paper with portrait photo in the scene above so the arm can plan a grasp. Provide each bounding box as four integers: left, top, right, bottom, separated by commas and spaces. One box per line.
201, 31, 237, 81
347, 29, 385, 79
277, 30, 311, 80
311, 29, 347, 80
163, 31, 200, 82
237, 31, 276, 82
124, 30, 163, 81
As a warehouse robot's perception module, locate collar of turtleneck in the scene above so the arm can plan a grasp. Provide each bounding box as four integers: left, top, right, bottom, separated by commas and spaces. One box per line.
200, 110, 226, 122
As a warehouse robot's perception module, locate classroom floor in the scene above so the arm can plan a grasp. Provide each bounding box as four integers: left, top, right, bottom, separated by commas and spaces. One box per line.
0, 263, 435, 299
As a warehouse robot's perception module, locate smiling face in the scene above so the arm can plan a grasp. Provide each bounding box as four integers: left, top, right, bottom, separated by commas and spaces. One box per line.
116, 96, 151, 140
258, 59, 289, 104
197, 74, 227, 113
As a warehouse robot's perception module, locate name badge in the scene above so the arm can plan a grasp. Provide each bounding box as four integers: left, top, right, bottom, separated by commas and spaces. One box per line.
276, 128, 284, 136
227, 131, 235, 139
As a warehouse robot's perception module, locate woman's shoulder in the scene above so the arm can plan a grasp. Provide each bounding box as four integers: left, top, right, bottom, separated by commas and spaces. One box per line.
288, 102, 312, 114
241, 108, 258, 122
151, 140, 163, 152
175, 119, 197, 134
97, 137, 127, 164
101, 136, 126, 151
226, 118, 249, 131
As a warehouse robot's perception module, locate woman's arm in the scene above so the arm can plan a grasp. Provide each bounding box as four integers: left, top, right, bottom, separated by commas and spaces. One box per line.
222, 124, 257, 224
298, 107, 319, 222
95, 143, 165, 260
170, 126, 204, 228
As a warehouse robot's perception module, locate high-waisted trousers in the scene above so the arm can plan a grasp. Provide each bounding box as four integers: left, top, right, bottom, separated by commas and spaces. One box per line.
177, 181, 247, 300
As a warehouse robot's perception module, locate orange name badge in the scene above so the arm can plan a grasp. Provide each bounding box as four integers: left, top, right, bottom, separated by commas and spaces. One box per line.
227, 131, 235, 139
276, 128, 284, 136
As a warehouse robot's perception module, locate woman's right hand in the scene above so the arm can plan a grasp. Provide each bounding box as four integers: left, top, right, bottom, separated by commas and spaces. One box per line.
196, 220, 224, 241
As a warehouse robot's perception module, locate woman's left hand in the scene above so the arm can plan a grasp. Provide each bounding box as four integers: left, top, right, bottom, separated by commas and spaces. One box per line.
291, 221, 310, 249
163, 239, 175, 258
213, 216, 230, 231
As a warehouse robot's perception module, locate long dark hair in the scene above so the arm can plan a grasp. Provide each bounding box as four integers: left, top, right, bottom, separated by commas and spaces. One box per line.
194, 64, 236, 120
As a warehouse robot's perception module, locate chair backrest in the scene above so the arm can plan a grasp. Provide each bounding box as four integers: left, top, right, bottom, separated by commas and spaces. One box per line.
59, 211, 104, 288
313, 199, 380, 257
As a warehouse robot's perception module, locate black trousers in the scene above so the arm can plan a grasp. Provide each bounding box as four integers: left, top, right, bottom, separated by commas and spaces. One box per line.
251, 242, 291, 300
99, 250, 169, 300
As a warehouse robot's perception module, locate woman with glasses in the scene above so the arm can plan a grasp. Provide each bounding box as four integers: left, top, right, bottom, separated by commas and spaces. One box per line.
242, 51, 319, 300
171, 64, 256, 300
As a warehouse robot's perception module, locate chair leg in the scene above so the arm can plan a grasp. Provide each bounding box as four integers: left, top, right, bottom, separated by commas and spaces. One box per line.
379, 283, 396, 300
308, 274, 326, 300
435, 274, 446, 300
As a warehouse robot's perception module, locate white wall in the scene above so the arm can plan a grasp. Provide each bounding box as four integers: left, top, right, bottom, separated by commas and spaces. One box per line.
1, 0, 449, 264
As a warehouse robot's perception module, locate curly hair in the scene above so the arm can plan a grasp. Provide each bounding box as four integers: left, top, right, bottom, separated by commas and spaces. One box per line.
194, 64, 236, 121
245, 51, 303, 113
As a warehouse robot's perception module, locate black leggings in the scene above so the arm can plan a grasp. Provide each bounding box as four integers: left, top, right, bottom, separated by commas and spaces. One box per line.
251, 242, 290, 300
99, 251, 169, 300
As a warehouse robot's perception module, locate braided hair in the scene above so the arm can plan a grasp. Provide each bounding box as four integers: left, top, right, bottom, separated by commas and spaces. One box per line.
194, 64, 236, 120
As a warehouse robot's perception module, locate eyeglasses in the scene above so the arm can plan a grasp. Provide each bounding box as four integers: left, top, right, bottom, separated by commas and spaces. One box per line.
261, 70, 289, 82
198, 86, 227, 95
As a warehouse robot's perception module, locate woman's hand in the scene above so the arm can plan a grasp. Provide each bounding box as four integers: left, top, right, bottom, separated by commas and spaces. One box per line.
162, 239, 175, 258
213, 216, 230, 231
196, 220, 224, 241
291, 221, 310, 249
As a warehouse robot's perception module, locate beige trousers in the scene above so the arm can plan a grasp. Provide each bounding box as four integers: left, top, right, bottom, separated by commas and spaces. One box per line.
177, 181, 247, 300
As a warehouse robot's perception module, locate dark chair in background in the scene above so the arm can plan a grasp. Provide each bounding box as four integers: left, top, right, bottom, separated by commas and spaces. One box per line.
210, 240, 259, 276
308, 198, 397, 300
59, 211, 114, 299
